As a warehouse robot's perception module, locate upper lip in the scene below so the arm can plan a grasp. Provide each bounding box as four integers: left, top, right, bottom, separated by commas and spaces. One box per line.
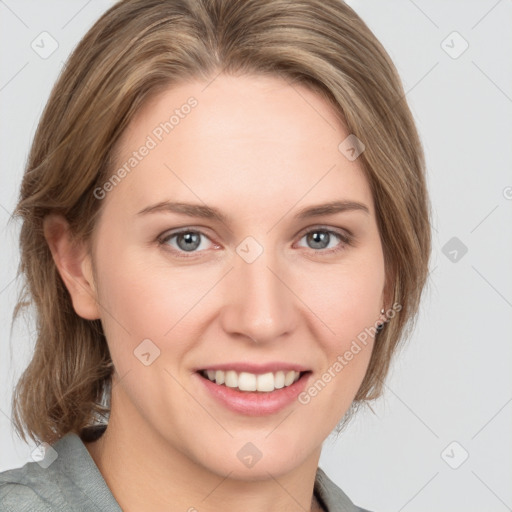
195, 362, 311, 374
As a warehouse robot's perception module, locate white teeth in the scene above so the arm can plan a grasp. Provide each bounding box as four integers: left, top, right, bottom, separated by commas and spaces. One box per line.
274, 371, 285, 389
202, 369, 302, 392
238, 372, 257, 391
225, 370, 238, 388
215, 370, 225, 385
257, 372, 275, 392
284, 370, 296, 386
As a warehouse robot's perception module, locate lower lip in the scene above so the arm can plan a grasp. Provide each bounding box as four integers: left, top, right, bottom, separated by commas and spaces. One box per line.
196, 372, 311, 416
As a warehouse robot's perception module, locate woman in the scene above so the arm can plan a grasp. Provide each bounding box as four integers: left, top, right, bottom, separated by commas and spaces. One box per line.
0, 0, 431, 510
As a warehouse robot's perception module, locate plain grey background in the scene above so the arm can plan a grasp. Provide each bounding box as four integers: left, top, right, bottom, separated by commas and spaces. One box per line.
1, 1, 511, 511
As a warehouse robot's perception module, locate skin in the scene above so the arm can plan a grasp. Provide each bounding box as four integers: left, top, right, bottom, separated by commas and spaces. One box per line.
44, 73, 389, 512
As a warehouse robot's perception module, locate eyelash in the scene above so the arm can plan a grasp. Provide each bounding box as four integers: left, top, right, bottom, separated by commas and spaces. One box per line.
157, 226, 353, 259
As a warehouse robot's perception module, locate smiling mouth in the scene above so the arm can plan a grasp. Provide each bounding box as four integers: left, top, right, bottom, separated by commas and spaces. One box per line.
198, 369, 310, 393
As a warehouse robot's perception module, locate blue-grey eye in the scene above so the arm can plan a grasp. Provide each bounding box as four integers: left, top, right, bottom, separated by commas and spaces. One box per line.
163, 230, 206, 252
176, 231, 201, 251
299, 229, 343, 251
307, 231, 330, 249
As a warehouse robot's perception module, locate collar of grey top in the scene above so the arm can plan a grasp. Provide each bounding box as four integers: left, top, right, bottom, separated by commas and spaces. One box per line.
0, 424, 373, 512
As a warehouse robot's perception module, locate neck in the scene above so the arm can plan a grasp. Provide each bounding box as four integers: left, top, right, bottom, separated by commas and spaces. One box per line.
85, 392, 324, 512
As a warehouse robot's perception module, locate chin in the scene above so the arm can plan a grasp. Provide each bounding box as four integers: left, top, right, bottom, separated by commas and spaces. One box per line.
192, 434, 318, 481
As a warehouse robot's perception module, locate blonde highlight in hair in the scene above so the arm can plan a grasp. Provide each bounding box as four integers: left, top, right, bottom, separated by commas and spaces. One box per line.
12, 0, 431, 444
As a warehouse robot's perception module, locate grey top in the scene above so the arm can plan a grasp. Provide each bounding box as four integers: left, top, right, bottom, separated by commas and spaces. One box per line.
0, 427, 372, 512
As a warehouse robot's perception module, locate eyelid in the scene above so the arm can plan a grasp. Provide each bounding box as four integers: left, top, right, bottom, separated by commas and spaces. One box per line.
295, 224, 353, 243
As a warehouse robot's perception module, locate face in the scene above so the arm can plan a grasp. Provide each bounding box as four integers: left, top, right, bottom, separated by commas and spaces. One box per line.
85, 74, 387, 479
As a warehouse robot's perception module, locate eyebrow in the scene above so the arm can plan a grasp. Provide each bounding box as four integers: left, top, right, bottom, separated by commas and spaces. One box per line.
137, 199, 369, 223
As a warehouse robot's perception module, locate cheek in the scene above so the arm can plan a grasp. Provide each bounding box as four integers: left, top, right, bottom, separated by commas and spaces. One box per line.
93, 249, 216, 360
300, 255, 385, 343
294, 261, 383, 422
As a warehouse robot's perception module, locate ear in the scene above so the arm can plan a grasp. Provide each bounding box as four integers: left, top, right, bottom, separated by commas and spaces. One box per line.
43, 213, 101, 320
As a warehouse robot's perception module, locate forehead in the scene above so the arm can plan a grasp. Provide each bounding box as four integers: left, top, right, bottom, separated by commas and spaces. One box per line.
105, 73, 374, 221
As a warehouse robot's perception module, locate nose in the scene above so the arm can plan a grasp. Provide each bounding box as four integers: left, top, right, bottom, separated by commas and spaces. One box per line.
219, 245, 298, 344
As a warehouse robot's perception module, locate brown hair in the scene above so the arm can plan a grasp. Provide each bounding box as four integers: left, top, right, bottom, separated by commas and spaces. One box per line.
11, 0, 431, 444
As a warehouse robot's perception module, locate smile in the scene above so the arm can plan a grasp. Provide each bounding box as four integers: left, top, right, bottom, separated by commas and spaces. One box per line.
196, 365, 312, 416
199, 369, 303, 392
